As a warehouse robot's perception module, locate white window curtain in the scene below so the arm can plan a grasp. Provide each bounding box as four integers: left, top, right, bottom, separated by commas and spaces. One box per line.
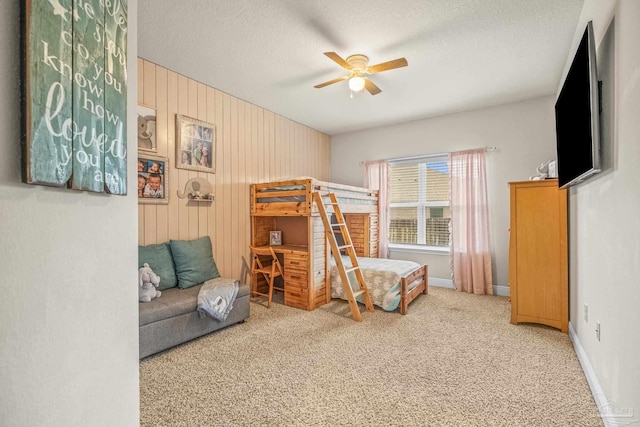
449, 149, 493, 294
364, 160, 389, 258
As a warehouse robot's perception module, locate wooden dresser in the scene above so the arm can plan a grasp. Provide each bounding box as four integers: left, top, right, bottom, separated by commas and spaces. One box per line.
344, 213, 378, 257
508, 180, 568, 332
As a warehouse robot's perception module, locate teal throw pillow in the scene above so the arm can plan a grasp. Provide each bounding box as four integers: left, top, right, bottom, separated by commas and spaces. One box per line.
138, 243, 177, 291
170, 236, 221, 289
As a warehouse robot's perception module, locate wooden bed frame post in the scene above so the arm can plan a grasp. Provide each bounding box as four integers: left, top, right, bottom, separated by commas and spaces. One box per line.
399, 265, 429, 315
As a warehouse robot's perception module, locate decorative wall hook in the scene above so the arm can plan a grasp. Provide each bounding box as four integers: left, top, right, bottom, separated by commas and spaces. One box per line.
177, 177, 214, 201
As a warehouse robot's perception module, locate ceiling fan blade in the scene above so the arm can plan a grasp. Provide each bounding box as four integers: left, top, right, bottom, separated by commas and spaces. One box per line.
324, 52, 352, 70
314, 75, 349, 88
366, 57, 408, 74
364, 78, 382, 95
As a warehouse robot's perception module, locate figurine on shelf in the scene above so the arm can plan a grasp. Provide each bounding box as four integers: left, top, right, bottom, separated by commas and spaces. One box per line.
529, 160, 551, 181
177, 177, 214, 201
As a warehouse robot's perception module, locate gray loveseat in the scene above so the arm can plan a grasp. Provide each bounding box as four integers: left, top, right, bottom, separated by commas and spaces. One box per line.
139, 282, 249, 358
138, 236, 250, 359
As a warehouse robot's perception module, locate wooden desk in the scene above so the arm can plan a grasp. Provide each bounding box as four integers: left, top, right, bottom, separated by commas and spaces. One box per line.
254, 245, 310, 310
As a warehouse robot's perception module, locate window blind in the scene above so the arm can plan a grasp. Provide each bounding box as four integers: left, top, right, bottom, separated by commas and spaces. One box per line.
388, 154, 450, 247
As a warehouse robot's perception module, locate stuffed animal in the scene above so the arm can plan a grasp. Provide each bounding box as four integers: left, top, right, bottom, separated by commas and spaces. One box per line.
139, 263, 161, 303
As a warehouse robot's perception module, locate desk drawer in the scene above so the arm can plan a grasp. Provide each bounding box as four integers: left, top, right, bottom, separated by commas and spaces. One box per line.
284, 253, 308, 270
285, 289, 309, 310
285, 268, 308, 289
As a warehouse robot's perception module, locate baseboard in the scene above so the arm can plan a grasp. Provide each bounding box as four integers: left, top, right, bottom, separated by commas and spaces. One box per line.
428, 278, 509, 297
494, 285, 510, 297
569, 322, 636, 427
569, 322, 607, 409
428, 277, 454, 289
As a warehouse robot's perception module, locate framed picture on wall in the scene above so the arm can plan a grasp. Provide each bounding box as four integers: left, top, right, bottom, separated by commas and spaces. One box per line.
138, 154, 169, 204
175, 114, 216, 173
137, 105, 157, 152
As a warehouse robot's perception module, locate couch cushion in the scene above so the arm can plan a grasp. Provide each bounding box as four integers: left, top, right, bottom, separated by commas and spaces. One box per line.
170, 236, 221, 289
138, 242, 177, 291
139, 282, 250, 326
139, 284, 201, 326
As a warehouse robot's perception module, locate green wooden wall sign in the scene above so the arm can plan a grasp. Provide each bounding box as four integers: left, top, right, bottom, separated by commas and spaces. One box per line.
22, 0, 128, 195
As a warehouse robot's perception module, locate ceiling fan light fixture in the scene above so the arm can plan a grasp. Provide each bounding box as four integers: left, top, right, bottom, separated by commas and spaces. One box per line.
348, 76, 365, 92
315, 52, 407, 95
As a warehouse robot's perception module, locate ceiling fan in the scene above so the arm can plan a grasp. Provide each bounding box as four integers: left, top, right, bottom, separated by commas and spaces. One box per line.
314, 52, 408, 95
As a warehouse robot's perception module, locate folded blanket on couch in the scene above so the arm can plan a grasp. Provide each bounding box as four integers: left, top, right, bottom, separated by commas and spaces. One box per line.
197, 277, 239, 321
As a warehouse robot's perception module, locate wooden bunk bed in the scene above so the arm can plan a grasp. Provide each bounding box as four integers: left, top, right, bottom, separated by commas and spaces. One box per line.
250, 178, 428, 314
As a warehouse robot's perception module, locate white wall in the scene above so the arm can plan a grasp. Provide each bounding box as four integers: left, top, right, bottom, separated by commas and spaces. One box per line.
569, 0, 640, 416
0, 2, 140, 426
331, 96, 557, 288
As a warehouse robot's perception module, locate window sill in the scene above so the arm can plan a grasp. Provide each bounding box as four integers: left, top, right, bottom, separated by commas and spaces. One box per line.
388, 244, 450, 255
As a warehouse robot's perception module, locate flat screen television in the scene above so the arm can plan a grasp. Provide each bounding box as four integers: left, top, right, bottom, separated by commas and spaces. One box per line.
554, 21, 601, 188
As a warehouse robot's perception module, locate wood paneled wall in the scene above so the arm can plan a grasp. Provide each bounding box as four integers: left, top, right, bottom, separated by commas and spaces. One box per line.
137, 58, 331, 281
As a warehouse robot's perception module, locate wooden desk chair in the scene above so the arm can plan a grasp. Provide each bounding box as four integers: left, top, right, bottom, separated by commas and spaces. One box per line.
249, 246, 284, 308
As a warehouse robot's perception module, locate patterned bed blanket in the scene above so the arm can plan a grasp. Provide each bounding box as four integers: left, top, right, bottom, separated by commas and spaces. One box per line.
330, 256, 422, 311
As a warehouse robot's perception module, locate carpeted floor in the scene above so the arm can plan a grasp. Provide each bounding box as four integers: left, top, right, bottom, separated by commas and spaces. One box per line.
140, 287, 602, 426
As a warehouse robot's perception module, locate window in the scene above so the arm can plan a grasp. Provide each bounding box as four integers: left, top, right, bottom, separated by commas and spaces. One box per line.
388, 155, 450, 249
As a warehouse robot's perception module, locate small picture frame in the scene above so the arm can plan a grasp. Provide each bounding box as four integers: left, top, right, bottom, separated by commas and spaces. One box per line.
176, 114, 216, 173
137, 154, 169, 204
137, 105, 157, 152
270, 231, 282, 246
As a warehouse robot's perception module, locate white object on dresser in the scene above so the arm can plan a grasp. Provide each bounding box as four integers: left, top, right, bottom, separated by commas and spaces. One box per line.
548, 160, 557, 178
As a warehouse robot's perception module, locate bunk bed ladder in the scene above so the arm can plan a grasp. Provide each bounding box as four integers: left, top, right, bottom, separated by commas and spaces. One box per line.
312, 192, 374, 321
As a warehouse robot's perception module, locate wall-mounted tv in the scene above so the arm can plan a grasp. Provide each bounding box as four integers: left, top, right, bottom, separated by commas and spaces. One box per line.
554, 21, 601, 188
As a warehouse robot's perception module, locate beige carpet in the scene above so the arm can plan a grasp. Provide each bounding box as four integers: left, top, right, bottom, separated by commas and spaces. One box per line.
140, 287, 602, 426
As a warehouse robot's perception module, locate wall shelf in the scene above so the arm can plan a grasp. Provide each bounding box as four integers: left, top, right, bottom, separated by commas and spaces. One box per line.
188, 196, 214, 202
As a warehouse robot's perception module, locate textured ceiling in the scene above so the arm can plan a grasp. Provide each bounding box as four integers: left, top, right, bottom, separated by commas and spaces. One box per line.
138, 0, 584, 136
